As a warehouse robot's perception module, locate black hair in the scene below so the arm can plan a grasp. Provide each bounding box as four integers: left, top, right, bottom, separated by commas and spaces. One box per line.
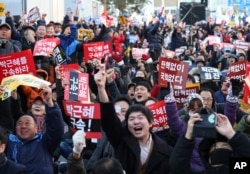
125, 104, 153, 124
198, 88, 216, 110
91, 158, 124, 174
0, 126, 8, 145
114, 96, 132, 106
187, 74, 196, 83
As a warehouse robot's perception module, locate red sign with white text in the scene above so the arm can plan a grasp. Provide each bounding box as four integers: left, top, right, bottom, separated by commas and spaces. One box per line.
33, 38, 60, 56
158, 57, 189, 90
147, 100, 168, 132
83, 42, 104, 62
0, 49, 36, 82
227, 61, 246, 81
174, 83, 200, 108
63, 101, 101, 139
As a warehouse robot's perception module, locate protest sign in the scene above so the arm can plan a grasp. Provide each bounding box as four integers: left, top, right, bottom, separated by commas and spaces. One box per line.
147, 100, 168, 133
53, 46, 67, 65
63, 101, 101, 139
199, 67, 220, 81
33, 38, 60, 56
103, 41, 113, 56
132, 48, 149, 59
0, 3, 4, 17
162, 48, 175, 58
83, 42, 104, 62
174, 83, 200, 108
27, 6, 41, 22
77, 28, 93, 41
243, 62, 250, 104
64, 71, 90, 103
221, 42, 235, 52
233, 40, 250, 51
207, 35, 221, 45
118, 16, 127, 25
158, 57, 189, 89
0, 74, 50, 100
227, 61, 246, 81
0, 49, 36, 82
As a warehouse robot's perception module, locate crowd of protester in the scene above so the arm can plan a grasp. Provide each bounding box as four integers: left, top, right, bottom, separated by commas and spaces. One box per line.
1, 8, 250, 174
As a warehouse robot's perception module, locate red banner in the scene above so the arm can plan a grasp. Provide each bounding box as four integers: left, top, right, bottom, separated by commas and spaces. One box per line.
158, 57, 189, 90
64, 71, 90, 103
174, 83, 200, 108
147, 100, 168, 132
0, 49, 36, 82
227, 61, 246, 81
63, 101, 101, 139
33, 38, 60, 56
243, 63, 250, 104
83, 42, 104, 62
103, 41, 113, 56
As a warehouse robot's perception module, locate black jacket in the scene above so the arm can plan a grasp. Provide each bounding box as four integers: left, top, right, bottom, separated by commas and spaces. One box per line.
101, 102, 172, 174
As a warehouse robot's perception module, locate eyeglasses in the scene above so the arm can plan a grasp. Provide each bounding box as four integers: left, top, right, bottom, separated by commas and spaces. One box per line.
202, 98, 213, 102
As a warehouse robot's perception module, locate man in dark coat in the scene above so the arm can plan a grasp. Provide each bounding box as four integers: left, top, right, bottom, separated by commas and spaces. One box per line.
95, 69, 172, 174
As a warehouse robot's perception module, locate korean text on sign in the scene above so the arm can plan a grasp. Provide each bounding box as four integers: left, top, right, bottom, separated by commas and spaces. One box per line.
83, 42, 104, 62
147, 100, 168, 133
228, 61, 246, 81
63, 101, 101, 139
33, 38, 60, 56
0, 49, 36, 82
64, 71, 90, 103
199, 67, 220, 81
174, 83, 200, 108
158, 57, 189, 90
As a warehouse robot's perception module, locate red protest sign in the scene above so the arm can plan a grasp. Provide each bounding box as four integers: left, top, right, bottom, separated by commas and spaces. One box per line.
162, 48, 176, 58
83, 42, 104, 62
243, 63, 250, 104
63, 101, 101, 139
227, 61, 246, 81
132, 48, 149, 59
147, 100, 168, 132
103, 41, 113, 56
33, 38, 60, 56
0, 49, 36, 82
158, 57, 189, 90
233, 40, 250, 51
174, 83, 200, 108
64, 71, 90, 103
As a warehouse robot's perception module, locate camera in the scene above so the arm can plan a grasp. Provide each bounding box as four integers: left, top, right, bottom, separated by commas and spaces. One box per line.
193, 108, 217, 139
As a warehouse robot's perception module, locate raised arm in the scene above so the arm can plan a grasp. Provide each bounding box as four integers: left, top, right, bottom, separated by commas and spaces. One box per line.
95, 68, 123, 147
41, 85, 64, 154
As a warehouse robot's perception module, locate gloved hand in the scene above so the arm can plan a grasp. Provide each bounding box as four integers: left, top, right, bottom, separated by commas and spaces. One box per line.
141, 54, 153, 64
112, 53, 124, 66
226, 79, 243, 103
164, 82, 176, 103
231, 79, 243, 96
72, 130, 86, 154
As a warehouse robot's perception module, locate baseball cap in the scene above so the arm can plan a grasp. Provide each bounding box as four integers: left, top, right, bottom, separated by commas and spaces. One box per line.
0, 23, 11, 30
